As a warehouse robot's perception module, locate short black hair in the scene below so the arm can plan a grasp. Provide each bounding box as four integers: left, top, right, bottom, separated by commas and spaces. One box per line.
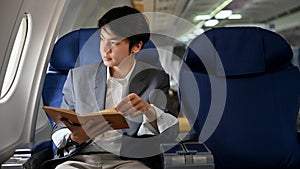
98, 6, 150, 50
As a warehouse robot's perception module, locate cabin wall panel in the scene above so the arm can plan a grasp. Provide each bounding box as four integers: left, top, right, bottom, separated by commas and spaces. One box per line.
0, 0, 69, 163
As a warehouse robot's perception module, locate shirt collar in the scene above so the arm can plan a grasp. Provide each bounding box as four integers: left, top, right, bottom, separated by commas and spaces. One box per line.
106, 59, 136, 82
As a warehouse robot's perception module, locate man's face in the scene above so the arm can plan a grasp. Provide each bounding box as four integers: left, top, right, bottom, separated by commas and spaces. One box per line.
100, 26, 131, 67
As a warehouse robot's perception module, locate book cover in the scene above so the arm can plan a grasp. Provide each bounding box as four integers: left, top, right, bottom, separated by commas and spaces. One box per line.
42, 106, 129, 129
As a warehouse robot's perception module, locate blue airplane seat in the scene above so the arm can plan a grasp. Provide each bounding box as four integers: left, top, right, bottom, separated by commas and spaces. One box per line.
179, 27, 300, 169
42, 28, 101, 154
42, 28, 162, 153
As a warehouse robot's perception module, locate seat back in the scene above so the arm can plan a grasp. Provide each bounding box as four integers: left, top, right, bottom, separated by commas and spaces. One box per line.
179, 27, 300, 169
42, 28, 162, 125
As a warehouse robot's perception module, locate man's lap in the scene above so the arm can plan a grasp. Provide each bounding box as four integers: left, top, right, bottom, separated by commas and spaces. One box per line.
55, 153, 150, 169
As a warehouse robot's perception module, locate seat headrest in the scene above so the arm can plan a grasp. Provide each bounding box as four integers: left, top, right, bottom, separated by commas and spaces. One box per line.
49, 28, 100, 72
136, 39, 162, 69
183, 27, 293, 75
49, 28, 162, 72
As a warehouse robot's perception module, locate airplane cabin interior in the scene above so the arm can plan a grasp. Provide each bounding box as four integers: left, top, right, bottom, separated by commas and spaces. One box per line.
0, 0, 300, 169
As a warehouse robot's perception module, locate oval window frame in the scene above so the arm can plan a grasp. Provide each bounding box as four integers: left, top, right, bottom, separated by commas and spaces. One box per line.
0, 14, 28, 98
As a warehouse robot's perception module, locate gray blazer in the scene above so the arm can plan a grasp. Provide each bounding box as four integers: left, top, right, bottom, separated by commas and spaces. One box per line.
53, 60, 178, 148
51, 61, 178, 168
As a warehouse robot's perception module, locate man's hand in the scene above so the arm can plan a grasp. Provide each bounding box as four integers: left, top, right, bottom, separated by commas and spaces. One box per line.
115, 93, 158, 129
61, 118, 112, 144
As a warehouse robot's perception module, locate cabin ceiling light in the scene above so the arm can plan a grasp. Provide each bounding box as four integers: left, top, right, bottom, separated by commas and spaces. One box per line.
215, 10, 232, 19
187, 33, 196, 39
181, 37, 189, 42
193, 15, 211, 22
182, 0, 233, 42
228, 14, 242, 19
193, 28, 204, 35
204, 19, 219, 27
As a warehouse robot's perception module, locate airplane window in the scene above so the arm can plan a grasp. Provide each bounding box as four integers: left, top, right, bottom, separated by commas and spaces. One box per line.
0, 15, 28, 98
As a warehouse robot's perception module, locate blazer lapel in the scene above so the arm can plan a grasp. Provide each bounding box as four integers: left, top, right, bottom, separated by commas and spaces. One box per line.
129, 61, 148, 95
94, 62, 107, 110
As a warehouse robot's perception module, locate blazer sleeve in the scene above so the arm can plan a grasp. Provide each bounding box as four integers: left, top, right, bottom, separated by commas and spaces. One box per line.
51, 69, 75, 146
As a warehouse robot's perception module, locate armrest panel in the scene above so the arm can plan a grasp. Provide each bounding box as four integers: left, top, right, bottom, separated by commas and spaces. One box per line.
1, 140, 53, 169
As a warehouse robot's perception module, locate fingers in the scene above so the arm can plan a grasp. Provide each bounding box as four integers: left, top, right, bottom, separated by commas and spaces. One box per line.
115, 93, 151, 117
115, 95, 131, 111
61, 118, 90, 144
61, 118, 79, 131
122, 103, 145, 117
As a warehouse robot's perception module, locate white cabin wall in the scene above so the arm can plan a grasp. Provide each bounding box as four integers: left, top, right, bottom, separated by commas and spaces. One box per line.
0, 0, 69, 163
0, 0, 25, 93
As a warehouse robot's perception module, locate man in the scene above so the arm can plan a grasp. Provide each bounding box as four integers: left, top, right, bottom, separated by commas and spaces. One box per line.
52, 6, 178, 169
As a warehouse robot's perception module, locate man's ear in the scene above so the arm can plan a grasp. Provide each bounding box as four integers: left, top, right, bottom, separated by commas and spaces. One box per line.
131, 41, 143, 53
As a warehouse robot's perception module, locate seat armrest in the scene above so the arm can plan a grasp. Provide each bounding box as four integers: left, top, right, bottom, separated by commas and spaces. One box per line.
161, 141, 214, 169
1, 140, 53, 169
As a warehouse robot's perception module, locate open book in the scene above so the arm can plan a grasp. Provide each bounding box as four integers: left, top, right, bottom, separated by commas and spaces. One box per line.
42, 106, 129, 129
